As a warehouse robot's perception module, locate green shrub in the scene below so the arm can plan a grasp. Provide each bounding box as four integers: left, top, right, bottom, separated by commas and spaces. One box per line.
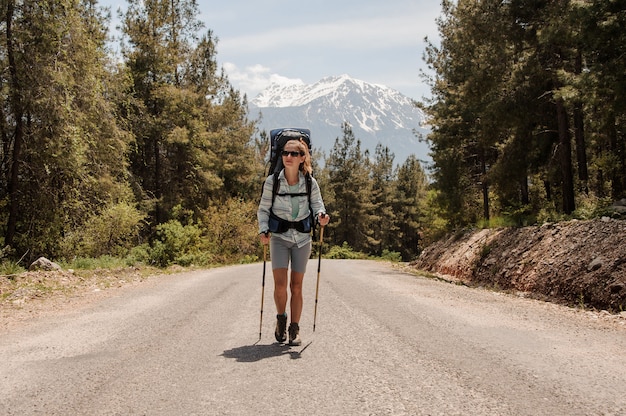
239, 254, 259, 264
380, 249, 402, 262
125, 244, 151, 266
175, 252, 214, 268
203, 199, 259, 260
573, 194, 613, 219
326, 242, 367, 259
146, 220, 203, 267
0, 260, 25, 275
476, 216, 518, 229
125, 198, 259, 268
60, 202, 145, 258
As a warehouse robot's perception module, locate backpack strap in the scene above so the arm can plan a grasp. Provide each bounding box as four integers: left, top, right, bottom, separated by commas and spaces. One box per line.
269, 171, 317, 236
305, 173, 312, 204
305, 173, 317, 239
271, 171, 311, 204
271, 171, 280, 204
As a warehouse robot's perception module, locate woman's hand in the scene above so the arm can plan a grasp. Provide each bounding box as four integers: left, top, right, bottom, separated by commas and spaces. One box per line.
260, 232, 270, 245
318, 213, 330, 227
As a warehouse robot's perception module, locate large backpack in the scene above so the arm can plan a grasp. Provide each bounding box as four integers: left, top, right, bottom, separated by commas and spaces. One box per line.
265, 127, 316, 235
268, 128, 312, 175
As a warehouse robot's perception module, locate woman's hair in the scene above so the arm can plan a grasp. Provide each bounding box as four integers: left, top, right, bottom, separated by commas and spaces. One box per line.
299, 139, 313, 175
288, 138, 312, 175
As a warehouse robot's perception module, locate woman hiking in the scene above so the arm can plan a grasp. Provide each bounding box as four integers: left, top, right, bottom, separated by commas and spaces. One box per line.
258, 136, 330, 346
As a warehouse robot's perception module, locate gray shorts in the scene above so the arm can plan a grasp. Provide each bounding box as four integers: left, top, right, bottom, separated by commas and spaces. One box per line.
270, 237, 312, 273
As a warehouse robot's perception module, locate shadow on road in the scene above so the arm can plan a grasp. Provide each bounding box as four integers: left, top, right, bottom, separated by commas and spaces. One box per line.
221, 341, 312, 362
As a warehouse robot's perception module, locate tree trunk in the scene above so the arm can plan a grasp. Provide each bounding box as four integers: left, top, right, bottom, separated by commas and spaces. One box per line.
482, 181, 489, 221
573, 52, 588, 190
154, 139, 163, 224
573, 103, 587, 186
520, 174, 529, 205
608, 112, 624, 198
480, 147, 489, 221
5, 0, 22, 247
544, 180, 552, 201
556, 99, 575, 214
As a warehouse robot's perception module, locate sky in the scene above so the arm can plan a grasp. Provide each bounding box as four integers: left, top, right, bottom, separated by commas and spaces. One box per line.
102, 0, 443, 102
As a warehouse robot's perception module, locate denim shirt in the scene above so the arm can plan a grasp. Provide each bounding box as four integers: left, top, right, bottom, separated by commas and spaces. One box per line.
257, 170, 326, 247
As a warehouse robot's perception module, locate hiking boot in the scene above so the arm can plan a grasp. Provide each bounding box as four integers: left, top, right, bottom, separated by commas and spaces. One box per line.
275, 314, 287, 343
288, 323, 301, 346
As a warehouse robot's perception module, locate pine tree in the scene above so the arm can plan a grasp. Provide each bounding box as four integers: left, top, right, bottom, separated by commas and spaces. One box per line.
423, 0, 498, 226
369, 144, 398, 256
119, 0, 256, 230
325, 123, 373, 252
578, 1, 626, 199
0, 0, 132, 259
423, 0, 611, 226
120, 0, 202, 225
393, 155, 428, 260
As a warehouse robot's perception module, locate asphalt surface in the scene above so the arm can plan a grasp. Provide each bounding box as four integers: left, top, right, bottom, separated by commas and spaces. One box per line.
1, 259, 625, 415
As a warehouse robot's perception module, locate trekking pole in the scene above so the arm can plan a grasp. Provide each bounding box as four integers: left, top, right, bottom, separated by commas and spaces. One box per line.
259, 242, 267, 340
313, 220, 325, 332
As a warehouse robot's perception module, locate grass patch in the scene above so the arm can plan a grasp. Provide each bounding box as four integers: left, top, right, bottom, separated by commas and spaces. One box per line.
0, 260, 25, 276
325, 242, 368, 259
476, 216, 519, 229
60, 255, 130, 270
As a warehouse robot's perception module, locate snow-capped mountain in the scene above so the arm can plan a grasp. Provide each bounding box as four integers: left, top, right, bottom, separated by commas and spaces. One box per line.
249, 74, 431, 166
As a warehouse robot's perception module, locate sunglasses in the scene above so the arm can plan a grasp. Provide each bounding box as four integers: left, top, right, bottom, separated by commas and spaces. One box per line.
281, 150, 304, 157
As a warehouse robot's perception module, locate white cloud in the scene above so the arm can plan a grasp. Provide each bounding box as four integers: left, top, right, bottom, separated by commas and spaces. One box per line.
220, 14, 438, 54
223, 62, 303, 97
214, 3, 443, 100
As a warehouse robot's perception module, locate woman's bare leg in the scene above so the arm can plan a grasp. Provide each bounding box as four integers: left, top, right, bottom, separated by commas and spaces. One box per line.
289, 271, 305, 323
273, 268, 288, 314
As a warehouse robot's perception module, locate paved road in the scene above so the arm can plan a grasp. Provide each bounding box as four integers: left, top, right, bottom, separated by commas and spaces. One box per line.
1, 260, 625, 415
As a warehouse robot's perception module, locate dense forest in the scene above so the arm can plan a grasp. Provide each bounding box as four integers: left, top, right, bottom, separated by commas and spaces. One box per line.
423, 0, 626, 228
0, 0, 624, 270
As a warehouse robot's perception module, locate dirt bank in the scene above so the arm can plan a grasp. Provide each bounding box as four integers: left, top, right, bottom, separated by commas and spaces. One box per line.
411, 218, 626, 312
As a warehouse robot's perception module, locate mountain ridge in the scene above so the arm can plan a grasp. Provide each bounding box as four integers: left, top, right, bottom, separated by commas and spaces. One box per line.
249, 75, 431, 165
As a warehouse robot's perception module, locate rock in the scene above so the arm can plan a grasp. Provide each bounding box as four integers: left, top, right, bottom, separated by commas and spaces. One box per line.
29, 257, 61, 271
587, 256, 605, 272
609, 282, 625, 294
608, 199, 626, 215
614, 198, 626, 206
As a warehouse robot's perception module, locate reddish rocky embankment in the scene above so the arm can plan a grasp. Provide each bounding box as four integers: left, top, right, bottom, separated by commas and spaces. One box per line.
411, 218, 626, 313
